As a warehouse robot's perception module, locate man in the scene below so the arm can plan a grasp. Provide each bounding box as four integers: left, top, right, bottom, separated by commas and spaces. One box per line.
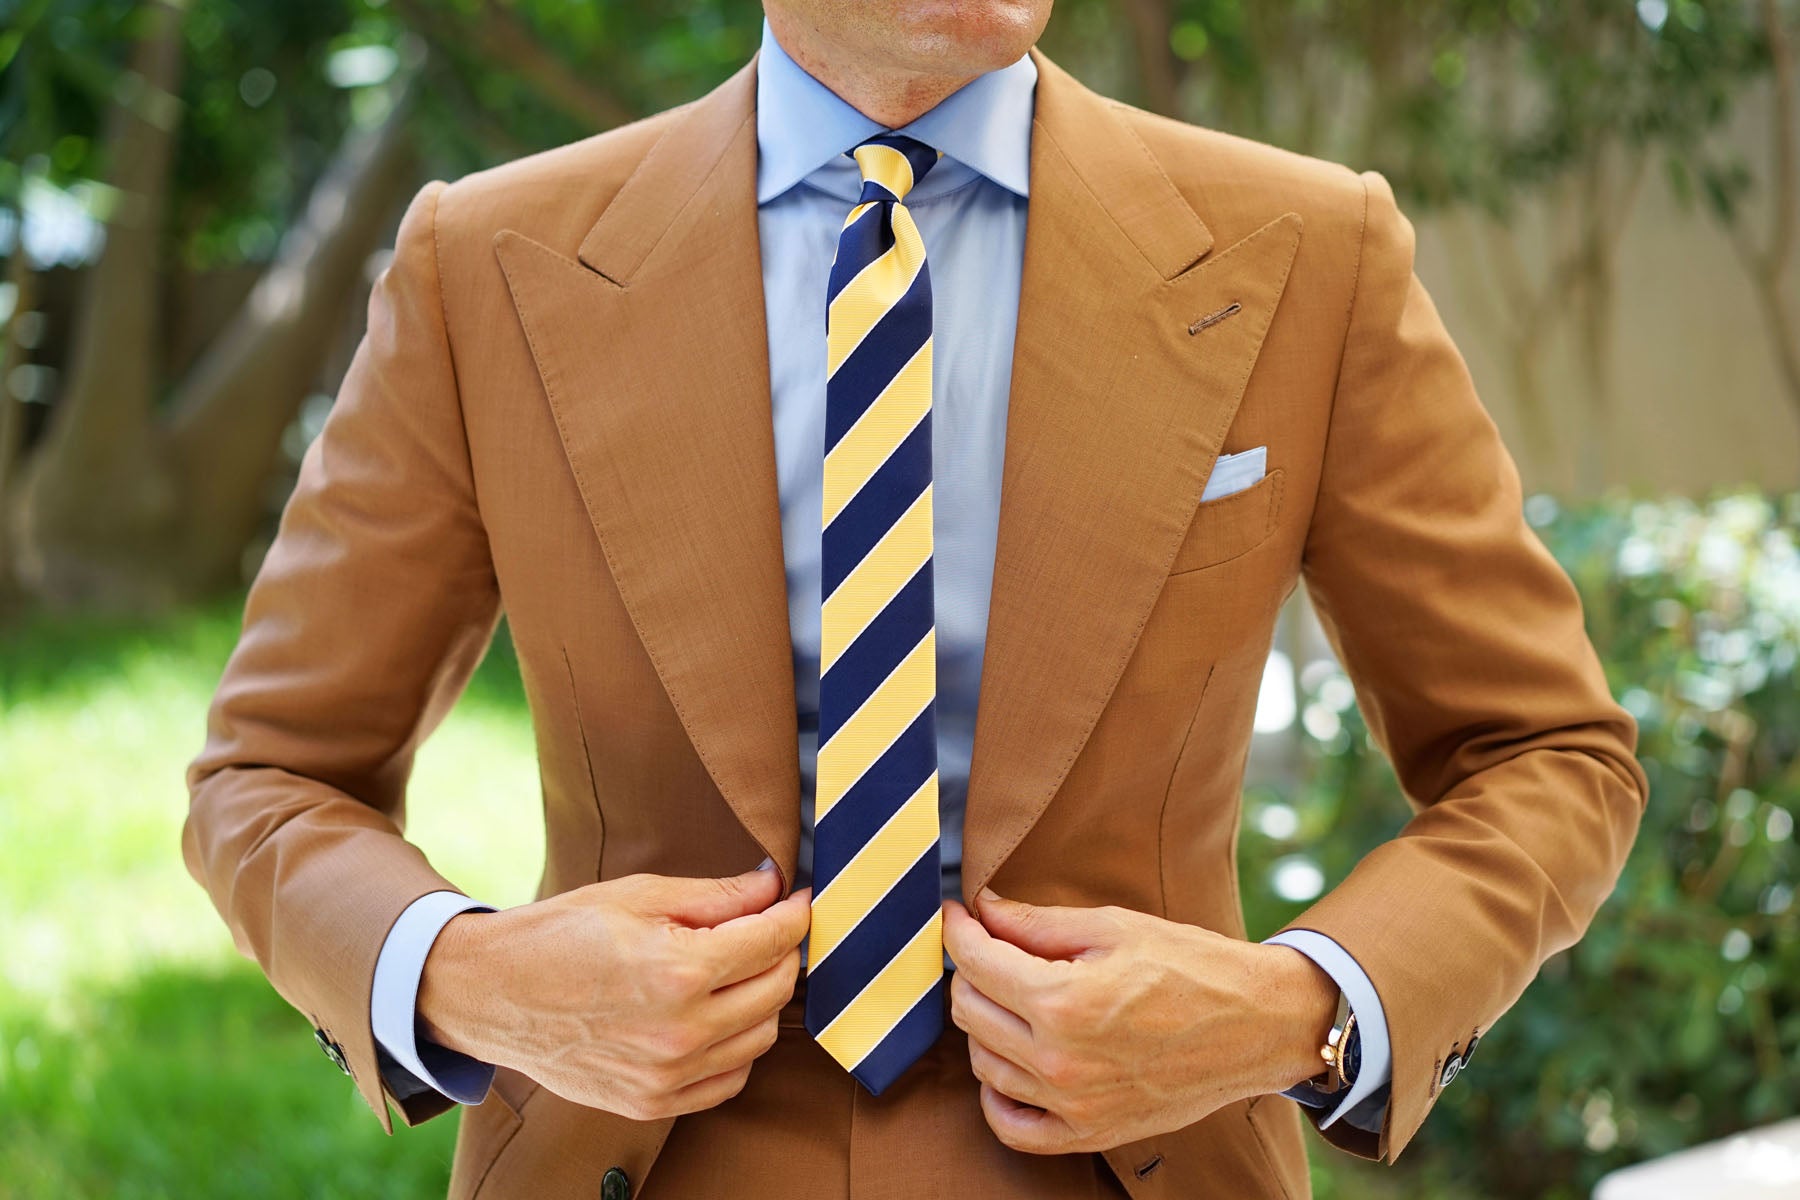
182, 1, 1648, 1197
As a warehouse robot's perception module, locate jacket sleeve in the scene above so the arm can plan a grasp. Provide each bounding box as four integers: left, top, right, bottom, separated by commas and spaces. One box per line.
181, 178, 500, 1134
1281, 168, 1649, 1162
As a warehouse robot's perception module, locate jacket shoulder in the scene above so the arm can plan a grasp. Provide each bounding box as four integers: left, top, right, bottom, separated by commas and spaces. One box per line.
429, 99, 696, 262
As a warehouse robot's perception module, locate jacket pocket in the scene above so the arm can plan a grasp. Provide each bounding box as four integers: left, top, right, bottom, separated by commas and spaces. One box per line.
1168, 466, 1284, 575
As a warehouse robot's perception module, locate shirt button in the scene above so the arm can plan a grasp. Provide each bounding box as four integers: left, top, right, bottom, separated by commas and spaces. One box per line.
600, 1165, 631, 1200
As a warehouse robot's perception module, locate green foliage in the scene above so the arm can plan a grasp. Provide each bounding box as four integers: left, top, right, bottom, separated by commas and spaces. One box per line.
1051, 0, 1780, 220
0, 0, 768, 269
0, 0, 139, 203
4, 0, 1786, 280
1, 0, 374, 264
1241, 489, 1800, 1199
171, 0, 372, 269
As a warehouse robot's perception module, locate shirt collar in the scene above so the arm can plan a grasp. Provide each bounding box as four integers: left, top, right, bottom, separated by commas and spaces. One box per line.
755, 16, 1036, 205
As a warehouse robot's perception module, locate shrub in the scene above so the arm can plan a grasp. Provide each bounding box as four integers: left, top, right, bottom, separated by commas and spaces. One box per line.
1242, 489, 1800, 1199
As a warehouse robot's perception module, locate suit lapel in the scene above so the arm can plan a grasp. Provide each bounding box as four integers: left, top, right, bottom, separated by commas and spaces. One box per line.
490, 47, 1303, 905
492, 55, 806, 884
958, 50, 1302, 902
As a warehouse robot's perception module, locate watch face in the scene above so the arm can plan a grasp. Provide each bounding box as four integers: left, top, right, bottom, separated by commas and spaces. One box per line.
1343, 1022, 1362, 1084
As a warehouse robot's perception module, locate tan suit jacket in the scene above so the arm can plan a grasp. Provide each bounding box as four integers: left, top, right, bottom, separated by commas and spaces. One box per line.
183, 43, 1648, 1200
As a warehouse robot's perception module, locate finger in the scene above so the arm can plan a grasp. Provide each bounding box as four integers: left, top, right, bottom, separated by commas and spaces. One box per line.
975, 890, 1119, 961
661, 1060, 755, 1117
948, 970, 1036, 1066
967, 1037, 1052, 1110
980, 1081, 1077, 1155
693, 886, 812, 987
942, 900, 1061, 1017
645, 866, 785, 929
703, 945, 801, 1032
678, 1011, 784, 1089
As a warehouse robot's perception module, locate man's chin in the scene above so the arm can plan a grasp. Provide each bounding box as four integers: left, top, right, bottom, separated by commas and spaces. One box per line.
854, 0, 1050, 76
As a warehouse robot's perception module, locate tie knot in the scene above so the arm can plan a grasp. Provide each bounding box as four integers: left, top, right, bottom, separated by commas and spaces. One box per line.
846, 134, 941, 204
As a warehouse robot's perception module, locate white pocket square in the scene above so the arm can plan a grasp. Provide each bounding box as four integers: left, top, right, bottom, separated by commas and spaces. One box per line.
1200, 444, 1267, 501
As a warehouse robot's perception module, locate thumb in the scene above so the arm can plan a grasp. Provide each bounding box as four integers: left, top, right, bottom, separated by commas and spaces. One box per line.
974, 888, 1119, 961
643, 859, 784, 928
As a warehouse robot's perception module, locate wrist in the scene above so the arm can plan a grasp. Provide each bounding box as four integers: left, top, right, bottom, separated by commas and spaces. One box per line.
416, 909, 497, 1058
1262, 944, 1340, 1092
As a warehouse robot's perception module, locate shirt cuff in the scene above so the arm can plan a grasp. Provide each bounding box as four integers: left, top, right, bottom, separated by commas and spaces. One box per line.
371, 889, 500, 1106
1262, 927, 1393, 1131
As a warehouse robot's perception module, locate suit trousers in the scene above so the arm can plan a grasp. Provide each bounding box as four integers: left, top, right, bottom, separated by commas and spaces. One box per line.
638, 968, 1133, 1199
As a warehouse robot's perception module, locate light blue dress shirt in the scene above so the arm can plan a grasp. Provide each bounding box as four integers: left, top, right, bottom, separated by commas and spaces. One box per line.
369, 17, 1392, 1134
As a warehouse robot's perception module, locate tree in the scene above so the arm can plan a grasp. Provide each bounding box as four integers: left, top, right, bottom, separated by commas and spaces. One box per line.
4, 0, 1791, 614
0, 0, 757, 614
1, 0, 421, 611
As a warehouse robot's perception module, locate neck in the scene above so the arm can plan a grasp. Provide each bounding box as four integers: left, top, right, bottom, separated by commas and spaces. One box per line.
765, 9, 979, 128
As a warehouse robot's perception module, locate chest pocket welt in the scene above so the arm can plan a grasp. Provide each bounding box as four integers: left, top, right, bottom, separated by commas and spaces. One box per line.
1167, 467, 1285, 576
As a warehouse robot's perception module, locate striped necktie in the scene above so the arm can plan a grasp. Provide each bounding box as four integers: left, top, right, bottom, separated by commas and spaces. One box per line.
804, 132, 947, 1097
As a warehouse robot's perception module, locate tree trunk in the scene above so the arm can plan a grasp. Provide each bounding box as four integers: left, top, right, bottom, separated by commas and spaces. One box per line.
6, 4, 423, 613
9, 0, 186, 611
0, 231, 37, 619
163, 88, 420, 594
1115, 0, 1182, 116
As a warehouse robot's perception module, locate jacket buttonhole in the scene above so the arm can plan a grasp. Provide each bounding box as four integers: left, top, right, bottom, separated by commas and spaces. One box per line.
1187, 301, 1241, 334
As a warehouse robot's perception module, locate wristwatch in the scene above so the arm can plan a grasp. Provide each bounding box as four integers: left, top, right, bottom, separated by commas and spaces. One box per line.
1286, 990, 1360, 1104
1316, 1013, 1360, 1095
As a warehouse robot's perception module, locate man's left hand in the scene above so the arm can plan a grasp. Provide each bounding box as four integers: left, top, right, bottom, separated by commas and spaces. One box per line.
942, 890, 1338, 1154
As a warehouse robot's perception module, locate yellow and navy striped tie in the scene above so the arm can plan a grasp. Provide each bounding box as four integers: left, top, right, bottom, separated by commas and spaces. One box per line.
804, 133, 947, 1096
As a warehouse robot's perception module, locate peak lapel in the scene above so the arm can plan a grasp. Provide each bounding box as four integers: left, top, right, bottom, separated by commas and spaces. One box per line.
493, 54, 805, 887
960, 49, 1303, 903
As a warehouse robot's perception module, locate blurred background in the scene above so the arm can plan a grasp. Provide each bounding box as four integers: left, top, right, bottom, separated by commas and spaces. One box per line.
1, 1, 1796, 1197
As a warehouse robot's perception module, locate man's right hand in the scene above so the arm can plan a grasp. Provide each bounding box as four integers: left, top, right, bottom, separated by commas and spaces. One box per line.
416, 865, 812, 1120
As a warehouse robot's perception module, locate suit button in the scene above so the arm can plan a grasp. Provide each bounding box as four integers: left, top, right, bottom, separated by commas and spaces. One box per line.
313, 1027, 350, 1075
601, 1166, 630, 1200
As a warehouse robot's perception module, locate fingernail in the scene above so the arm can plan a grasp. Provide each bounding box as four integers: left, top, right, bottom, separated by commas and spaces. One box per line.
755, 856, 776, 872
978, 886, 1000, 903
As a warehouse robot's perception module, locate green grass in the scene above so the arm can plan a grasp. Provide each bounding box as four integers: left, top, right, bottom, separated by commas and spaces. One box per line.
0, 595, 544, 1199
0, 596, 1435, 1199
